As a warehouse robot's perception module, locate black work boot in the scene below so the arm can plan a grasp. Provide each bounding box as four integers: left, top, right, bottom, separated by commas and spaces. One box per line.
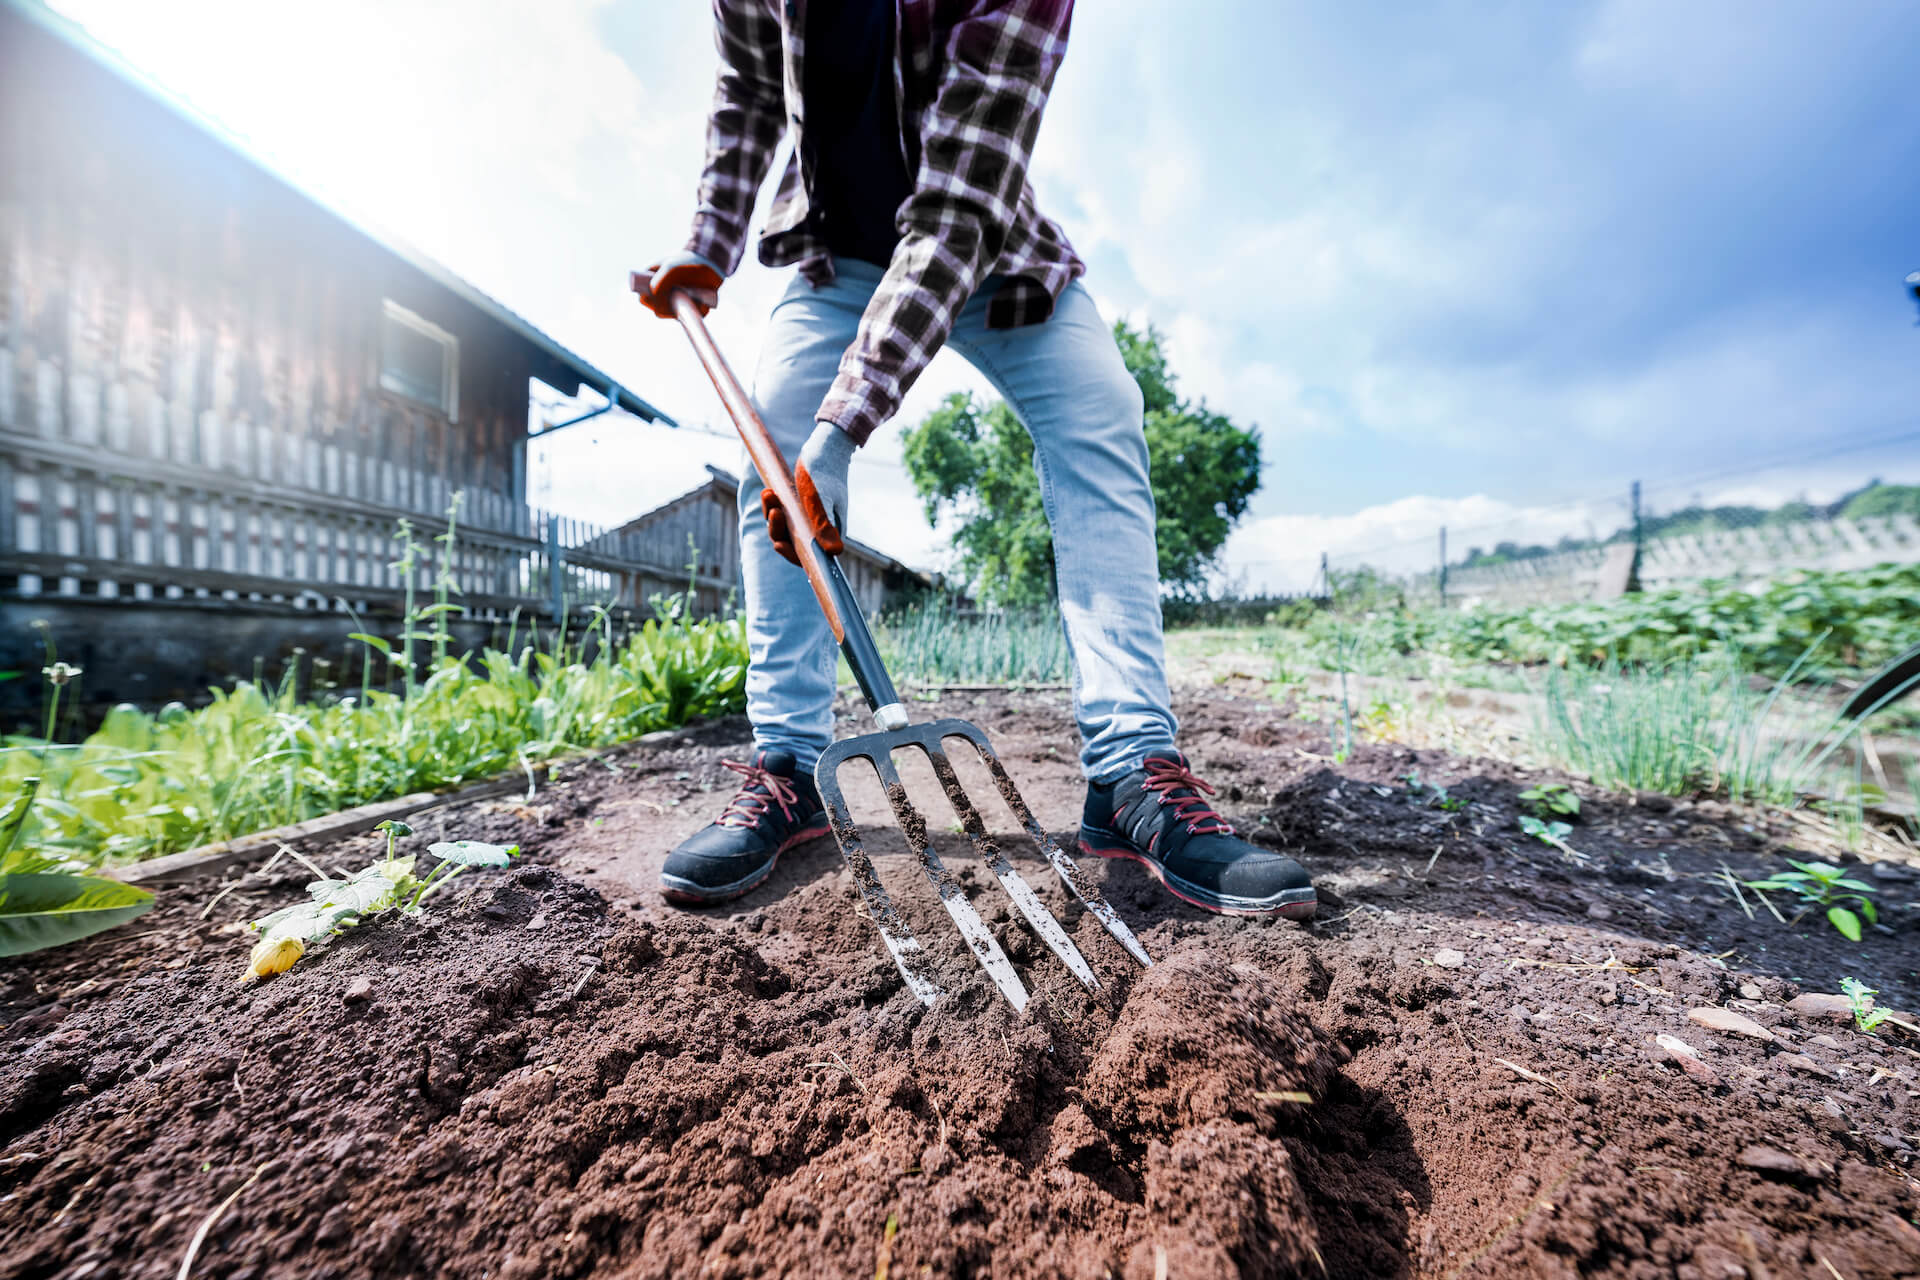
660, 750, 829, 905
1078, 749, 1316, 919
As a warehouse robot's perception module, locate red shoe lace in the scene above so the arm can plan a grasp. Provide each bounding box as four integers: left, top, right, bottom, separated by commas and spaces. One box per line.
715, 757, 798, 829
1143, 756, 1235, 836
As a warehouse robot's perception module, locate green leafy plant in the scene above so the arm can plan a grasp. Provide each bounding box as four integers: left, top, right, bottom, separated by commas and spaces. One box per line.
1743, 860, 1878, 942
1840, 976, 1920, 1035
0, 659, 156, 955
1842, 977, 1889, 1032
1401, 770, 1466, 813
0, 504, 748, 870
1357, 696, 1407, 744
1517, 815, 1583, 862
243, 823, 517, 979
1256, 561, 1920, 681
1518, 815, 1572, 845
0, 858, 155, 956
1519, 782, 1581, 819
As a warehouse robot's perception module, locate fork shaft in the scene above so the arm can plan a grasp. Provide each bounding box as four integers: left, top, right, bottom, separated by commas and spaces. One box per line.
672, 292, 905, 731
823, 556, 906, 729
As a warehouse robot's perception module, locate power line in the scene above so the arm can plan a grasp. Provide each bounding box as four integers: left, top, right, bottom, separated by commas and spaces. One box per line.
1636, 424, 1920, 503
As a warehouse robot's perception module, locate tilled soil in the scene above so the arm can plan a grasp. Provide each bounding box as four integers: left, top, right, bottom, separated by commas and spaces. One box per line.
4, 688, 1920, 1278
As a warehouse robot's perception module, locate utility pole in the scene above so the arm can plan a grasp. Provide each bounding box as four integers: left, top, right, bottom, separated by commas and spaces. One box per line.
1908, 270, 1920, 323
1438, 526, 1448, 609
1320, 551, 1333, 606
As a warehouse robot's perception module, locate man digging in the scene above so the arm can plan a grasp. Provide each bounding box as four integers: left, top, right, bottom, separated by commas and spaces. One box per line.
633, 0, 1315, 921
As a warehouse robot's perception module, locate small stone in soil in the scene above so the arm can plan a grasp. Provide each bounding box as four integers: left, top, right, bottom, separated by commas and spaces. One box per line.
1772, 1053, 1829, 1078
1738, 1145, 1816, 1181
1687, 1007, 1775, 1042
343, 977, 373, 1004
1656, 1033, 1720, 1085
1432, 947, 1466, 969
1738, 982, 1763, 1001
1785, 992, 1855, 1023
1586, 903, 1612, 920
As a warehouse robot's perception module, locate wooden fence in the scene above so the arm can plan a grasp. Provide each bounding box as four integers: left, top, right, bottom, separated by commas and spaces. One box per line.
0, 427, 728, 620
1439, 514, 1920, 607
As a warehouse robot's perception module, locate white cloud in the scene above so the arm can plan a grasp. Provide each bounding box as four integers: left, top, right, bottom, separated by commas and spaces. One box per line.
1222, 454, 1920, 596
47, 0, 1920, 589
1222, 493, 1623, 595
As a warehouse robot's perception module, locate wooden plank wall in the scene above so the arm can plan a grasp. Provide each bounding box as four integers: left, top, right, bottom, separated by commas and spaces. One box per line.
0, 180, 708, 620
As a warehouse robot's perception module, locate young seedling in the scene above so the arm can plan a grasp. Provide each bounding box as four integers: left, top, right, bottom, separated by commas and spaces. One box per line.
1840, 976, 1920, 1036
242, 821, 517, 979
409, 839, 517, 909
1518, 815, 1583, 861
1742, 860, 1878, 942
1519, 783, 1581, 820
1842, 977, 1889, 1032
1400, 771, 1466, 813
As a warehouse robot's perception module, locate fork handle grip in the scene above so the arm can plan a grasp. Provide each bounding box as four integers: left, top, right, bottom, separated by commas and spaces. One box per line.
670, 292, 906, 729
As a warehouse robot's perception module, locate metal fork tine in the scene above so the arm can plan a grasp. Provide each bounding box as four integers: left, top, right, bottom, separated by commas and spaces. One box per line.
921, 745, 1100, 992
936, 721, 1155, 971
816, 719, 1149, 1011
816, 760, 943, 1007
870, 751, 1032, 1012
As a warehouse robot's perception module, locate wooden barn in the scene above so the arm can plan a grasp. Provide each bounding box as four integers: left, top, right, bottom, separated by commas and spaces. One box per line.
0, 0, 691, 717
580, 466, 933, 619
0, 0, 935, 724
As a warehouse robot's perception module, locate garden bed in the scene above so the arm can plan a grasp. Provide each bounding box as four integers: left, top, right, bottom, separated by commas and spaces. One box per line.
3, 689, 1918, 1278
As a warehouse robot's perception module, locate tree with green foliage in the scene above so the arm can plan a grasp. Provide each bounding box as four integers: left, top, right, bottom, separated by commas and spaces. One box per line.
1840, 483, 1920, 520
901, 321, 1261, 605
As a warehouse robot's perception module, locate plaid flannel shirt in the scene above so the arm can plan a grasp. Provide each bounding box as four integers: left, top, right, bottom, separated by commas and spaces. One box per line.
685, 0, 1084, 445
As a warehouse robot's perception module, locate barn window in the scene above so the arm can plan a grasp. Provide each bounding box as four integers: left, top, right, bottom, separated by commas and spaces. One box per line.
379, 300, 459, 420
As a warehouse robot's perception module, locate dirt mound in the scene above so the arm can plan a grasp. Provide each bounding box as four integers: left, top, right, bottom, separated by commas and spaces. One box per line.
4, 687, 1919, 1278
0, 865, 1381, 1279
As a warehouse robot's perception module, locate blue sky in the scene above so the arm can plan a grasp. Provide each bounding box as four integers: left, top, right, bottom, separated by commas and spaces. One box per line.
49, 0, 1920, 589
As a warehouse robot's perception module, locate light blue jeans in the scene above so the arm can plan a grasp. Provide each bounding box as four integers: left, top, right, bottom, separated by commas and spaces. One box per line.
738, 257, 1177, 782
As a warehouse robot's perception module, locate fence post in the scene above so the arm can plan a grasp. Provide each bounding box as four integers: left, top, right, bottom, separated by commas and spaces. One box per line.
1630, 479, 1644, 592
1437, 526, 1448, 608
546, 512, 564, 621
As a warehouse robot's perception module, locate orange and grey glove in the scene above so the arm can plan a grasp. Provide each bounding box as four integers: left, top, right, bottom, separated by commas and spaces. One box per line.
630, 251, 723, 319
764, 420, 853, 567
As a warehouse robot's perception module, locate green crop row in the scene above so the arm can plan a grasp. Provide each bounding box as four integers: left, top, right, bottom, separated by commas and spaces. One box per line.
874, 598, 1071, 685
1280, 561, 1920, 679
0, 606, 748, 868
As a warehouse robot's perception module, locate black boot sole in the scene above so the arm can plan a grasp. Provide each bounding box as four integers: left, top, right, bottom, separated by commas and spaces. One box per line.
1078, 830, 1317, 920
659, 822, 831, 906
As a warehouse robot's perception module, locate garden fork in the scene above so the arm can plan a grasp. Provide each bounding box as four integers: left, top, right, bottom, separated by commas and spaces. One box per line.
661, 287, 1152, 1010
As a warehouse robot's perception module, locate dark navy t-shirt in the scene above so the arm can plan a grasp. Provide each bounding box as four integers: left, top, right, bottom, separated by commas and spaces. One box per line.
803, 0, 914, 267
